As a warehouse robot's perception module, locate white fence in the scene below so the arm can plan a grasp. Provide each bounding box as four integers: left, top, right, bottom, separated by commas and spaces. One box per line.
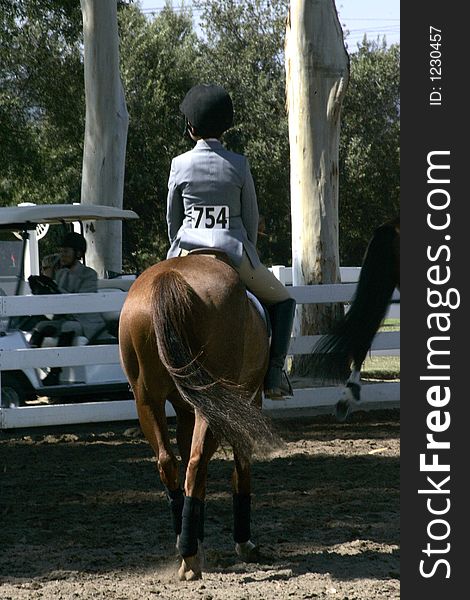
272, 266, 400, 321
0, 269, 399, 429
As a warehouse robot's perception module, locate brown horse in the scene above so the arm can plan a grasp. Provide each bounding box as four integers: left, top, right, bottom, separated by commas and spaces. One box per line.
119, 252, 276, 580
310, 216, 400, 420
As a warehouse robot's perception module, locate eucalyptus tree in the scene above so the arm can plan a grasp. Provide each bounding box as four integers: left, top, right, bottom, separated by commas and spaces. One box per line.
80, 0, 129, 277
117, 3, 199, 270
285, 0, 349, 375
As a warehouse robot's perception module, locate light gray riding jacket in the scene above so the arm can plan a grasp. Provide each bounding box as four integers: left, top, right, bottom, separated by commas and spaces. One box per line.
166, 139, 260, 268
54, 262, 105, 340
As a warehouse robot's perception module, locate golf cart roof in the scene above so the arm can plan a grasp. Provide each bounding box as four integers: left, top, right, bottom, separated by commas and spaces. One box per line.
0, 204, 139, 230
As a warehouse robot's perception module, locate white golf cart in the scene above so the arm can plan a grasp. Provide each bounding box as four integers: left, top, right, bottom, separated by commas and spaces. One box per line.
0, 203, 139, 407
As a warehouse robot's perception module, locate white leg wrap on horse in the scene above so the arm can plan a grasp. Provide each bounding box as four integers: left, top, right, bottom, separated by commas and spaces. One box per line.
347, 368, 361, 386
336, 368, 362, 421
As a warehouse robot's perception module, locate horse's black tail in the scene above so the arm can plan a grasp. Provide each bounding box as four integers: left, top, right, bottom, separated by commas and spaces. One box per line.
311, 222, 399, 382
150, 269, 278, 460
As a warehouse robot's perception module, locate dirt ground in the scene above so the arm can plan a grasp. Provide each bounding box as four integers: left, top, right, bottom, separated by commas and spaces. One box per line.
0, 408, 399, 600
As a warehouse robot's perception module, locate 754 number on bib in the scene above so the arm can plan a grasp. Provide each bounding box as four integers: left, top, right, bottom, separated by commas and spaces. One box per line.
192, 206, 229, 229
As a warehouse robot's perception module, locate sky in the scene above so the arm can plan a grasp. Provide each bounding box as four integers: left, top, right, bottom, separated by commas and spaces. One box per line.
137, 0, 400, 49
337, 0, 399, 48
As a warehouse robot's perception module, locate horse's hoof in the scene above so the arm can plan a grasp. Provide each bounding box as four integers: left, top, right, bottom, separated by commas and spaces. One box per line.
235, 540, 261, 563
336, 383, 362, 422
335, 398, 351, 422
178, 556, 202, 581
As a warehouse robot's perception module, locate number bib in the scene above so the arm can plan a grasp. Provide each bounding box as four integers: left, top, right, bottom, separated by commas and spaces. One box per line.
191, 205, 229, 229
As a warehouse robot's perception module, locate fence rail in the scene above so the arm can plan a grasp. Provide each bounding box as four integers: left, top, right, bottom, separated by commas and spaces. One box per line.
0, 270, 400, 429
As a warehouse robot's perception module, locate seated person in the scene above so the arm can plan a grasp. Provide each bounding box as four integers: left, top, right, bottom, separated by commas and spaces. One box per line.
29, 232, 106, 385
14, 254, 62, 330
27, 253, 62, 296
41, 253, 61, 279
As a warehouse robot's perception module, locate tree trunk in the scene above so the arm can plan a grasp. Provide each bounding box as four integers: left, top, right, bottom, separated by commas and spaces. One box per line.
285, 0, 349, 376
80, 0, 129, 277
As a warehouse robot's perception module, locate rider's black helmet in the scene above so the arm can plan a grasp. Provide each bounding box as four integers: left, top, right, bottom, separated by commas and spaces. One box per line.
180, 84, 234, 137
60, 232, 87, 254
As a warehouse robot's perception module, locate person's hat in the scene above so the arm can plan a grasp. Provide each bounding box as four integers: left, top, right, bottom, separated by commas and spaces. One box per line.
180, 84, 234, 135
60, 232, 87, 254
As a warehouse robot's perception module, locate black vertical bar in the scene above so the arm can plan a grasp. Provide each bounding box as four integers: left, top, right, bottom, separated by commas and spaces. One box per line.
401, 2, 467, 597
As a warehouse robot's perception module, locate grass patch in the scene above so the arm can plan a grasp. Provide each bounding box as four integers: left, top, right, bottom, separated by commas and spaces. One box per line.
362, 355, 400, 380
364, 318, 400, 380
380, 318, 400, 332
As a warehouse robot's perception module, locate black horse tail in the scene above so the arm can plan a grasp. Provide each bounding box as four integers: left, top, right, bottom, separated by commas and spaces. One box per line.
150, 269, 278, 460
311, 222, 399, 382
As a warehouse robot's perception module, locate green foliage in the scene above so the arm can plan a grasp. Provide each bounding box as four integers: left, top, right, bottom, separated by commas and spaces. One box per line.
339, 39, 400, 265
196, 0, 291, 265
0, 0, 84, 205
117, 3, 199, 270
1, 2, 400, 273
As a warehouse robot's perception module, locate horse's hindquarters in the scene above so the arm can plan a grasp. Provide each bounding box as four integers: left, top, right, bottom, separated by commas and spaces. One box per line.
118, 256, 274, 581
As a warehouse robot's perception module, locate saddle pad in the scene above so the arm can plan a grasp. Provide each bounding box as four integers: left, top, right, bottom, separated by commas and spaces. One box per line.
246, 290, 271, 336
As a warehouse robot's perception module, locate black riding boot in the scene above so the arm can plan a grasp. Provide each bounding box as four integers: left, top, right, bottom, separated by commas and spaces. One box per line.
264, 297, 296, 399
29, 330, 45, 348
42, 330, 75, 386
29, 324, 58, 348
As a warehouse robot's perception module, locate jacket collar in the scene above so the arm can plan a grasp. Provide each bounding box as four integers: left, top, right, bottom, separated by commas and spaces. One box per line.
194, 139, 224, 150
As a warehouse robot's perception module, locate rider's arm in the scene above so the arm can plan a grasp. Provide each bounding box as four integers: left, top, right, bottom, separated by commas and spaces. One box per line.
241, 159, 259, 246
167, 159, 184, 243
78, 268, 98, 294
55, 267, 98, 294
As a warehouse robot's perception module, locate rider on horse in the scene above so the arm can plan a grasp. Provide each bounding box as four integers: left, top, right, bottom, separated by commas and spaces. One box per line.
166, 84, 296, 399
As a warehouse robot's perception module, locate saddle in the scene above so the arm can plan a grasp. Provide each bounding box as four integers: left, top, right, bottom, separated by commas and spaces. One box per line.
246, 290, 271, 335
184, 247, 233, 265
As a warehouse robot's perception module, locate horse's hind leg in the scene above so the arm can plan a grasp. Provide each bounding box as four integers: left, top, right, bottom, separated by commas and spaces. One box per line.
178, 410, 218, 581
172, 402, 202, 557
133, 384, 184, 539
135, 395, 178, 485
231, 452, 260, 562
337, 362, 364, 422
346, 366, 362, 401
173, 400, 195, 474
